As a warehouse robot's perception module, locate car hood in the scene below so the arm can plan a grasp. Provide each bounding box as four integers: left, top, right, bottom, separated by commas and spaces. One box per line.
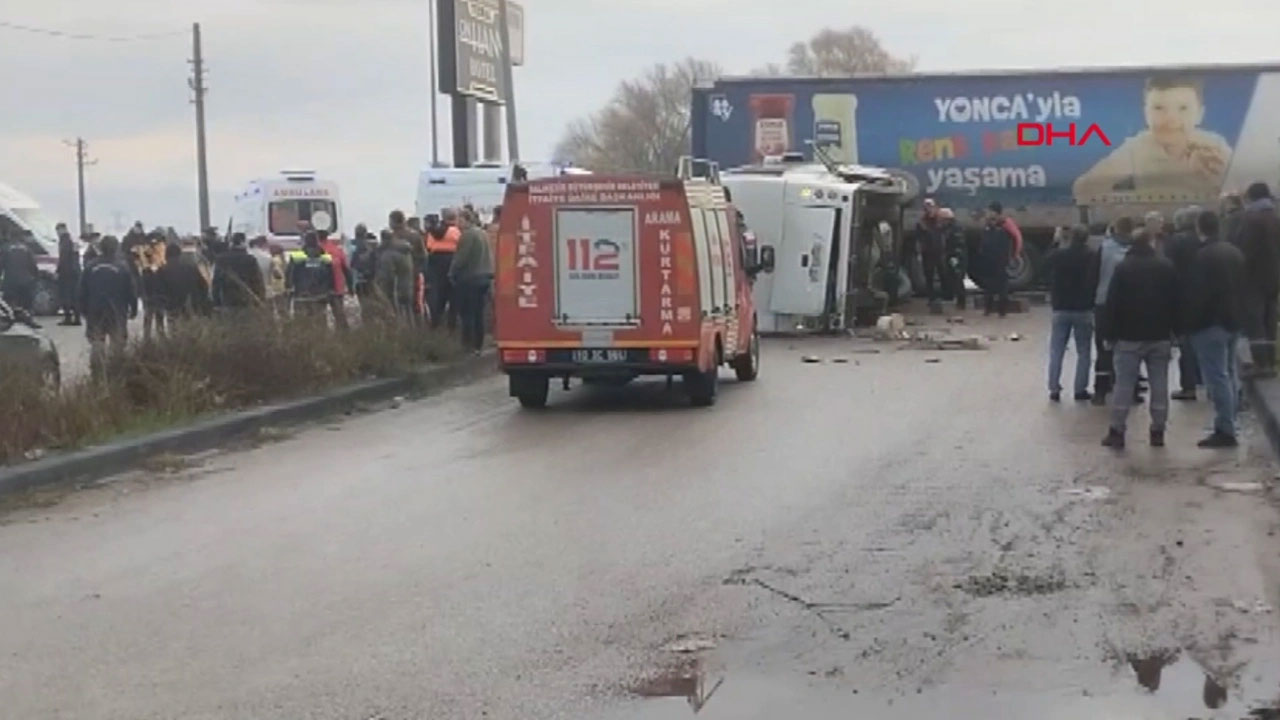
0, 323, 56, 359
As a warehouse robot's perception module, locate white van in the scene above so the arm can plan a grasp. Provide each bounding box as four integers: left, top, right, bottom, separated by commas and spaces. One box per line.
414, 162, 589, 223
0, 182, 64, 315
228, 171, 342, 249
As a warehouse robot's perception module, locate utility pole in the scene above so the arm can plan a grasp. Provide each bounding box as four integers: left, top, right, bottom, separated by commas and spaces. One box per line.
188, 22, 211, 233
63, 138, 97, 237
428, 0, 440, 167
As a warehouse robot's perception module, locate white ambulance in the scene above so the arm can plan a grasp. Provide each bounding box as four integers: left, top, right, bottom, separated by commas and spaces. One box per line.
228, 171, 342, 249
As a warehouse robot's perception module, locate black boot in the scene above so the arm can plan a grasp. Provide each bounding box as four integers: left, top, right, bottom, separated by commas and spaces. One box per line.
1102, 428, 1125, 449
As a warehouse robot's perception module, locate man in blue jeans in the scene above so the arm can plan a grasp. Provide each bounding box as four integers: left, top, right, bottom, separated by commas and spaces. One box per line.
1185, 211, 1248, 448
1044, 225, 1099, 401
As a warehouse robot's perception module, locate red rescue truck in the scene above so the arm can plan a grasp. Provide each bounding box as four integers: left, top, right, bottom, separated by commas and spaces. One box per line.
493, 163, 775, 408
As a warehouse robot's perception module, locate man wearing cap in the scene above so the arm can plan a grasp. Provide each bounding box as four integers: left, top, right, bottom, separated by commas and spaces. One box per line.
913, 199, 946, 313
938, 208, 967, 310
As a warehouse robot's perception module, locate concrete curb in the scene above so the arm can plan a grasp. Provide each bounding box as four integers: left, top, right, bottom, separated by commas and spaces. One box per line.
1245, 376, 1280, 456
0, 352, 498, 498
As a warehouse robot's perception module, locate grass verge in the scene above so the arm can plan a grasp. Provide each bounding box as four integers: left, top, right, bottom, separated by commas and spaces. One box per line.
0, 307, 461, 466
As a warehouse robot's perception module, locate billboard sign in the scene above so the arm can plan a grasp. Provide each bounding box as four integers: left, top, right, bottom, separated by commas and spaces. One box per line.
437, 0, 523, 103
693, 67, 1280, 214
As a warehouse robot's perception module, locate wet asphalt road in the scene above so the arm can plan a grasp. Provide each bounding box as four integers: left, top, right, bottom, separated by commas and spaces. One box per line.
4, 307, 1280, 719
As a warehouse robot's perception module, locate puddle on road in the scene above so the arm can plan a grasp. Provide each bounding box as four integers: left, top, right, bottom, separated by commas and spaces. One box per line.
608, 652, 1280, 720
1125, 648, 1280, 718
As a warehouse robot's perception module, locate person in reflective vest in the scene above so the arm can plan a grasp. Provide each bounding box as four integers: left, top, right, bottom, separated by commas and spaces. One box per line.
425, 207, 460, 330
285, 231, 337, 320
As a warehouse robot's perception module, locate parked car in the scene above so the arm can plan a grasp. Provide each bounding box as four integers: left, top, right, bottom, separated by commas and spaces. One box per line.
0, 298, 59, 390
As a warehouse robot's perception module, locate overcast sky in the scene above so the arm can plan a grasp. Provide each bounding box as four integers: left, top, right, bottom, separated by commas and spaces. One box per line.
0, 0, 1272, 234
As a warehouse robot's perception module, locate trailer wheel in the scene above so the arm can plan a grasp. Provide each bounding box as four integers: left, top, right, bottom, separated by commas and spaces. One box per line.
1007, 243, 1042, 291
732, 329, 760, 382
511, 375, 549, 409
685, 368, 719, 407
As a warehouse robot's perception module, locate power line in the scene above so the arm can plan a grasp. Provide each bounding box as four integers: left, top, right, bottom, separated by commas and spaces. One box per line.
0, 19, 185, 42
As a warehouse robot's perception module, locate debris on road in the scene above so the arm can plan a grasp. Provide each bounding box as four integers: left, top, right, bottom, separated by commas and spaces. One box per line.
906, 336, 988, 351
1205, 474, 1267, 493
390, 396, 405, 409
1229, 599, 1274, 614
665, 634, 718, 654
925, 358, 941, 364
832, 358, 850, 364
957, 570, 1067, 597
1008, 332, 1021, 342
947, 316, 965, 324
874, 314, 908, 340
802, 356, 822, 364
1064, 486, 1112, 501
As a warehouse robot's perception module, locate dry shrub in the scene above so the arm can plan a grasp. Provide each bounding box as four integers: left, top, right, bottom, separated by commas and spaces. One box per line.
1, 307, 460, 466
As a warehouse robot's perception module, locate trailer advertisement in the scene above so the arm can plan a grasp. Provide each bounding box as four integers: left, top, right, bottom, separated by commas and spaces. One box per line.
693, 66, 1280, 213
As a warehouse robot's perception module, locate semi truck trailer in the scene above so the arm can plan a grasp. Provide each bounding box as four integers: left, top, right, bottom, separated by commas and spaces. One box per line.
691, 62, 1280, 289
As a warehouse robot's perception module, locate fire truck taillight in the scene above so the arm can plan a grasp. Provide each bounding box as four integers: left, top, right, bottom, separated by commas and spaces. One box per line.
503, 349, 545, 364
649, 348, 694, 363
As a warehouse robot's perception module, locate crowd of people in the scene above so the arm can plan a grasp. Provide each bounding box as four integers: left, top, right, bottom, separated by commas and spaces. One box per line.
0, 205, 497, 378
1039, 182, 1280, 451
907, 198, 1025, 318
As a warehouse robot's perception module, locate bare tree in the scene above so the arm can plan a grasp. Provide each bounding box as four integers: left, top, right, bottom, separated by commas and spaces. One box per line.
749, 62, 786, 76
786, 26, 915, 76
554, 58, 722, 174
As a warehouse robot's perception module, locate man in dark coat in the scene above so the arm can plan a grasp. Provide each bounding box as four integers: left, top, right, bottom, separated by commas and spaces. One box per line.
979, 201, 1014, 317
913, 199, 946, 313
1237, 182, 1280, 376
211, 233, 266, 310
0, 232, 40, 316
1099, 229, 1180, 450
1043, 225, 1099, 402
1165, 206, 1205, 400
157, 243, 211, 321
55, 223, 81, 325
78, 236, 137, 379
1185, 211, 1249, 448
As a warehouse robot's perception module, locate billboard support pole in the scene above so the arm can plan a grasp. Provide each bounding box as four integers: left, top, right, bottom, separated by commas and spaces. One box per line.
482, 103, 503, 162
498, 0, 519, 162
452, 94, 471, 168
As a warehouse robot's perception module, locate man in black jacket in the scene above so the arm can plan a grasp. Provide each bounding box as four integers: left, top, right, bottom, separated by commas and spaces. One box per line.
1044, 225, 1099, 402
979, 201, 1014, 317
0, 233, 40, 315
211, 233, 266, 310
1100, 228, 1180, 449
913, 199, 945, 313
157, 243, 212, 321
55, 223, 81, 326
78, 236, 137, 379
1186, 211, 1249, 448
1238, 182, 1280, 376
1166, 206, 1205, 400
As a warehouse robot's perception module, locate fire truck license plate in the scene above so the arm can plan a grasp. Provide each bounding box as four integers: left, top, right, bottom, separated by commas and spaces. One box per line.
572, 349, 628, 363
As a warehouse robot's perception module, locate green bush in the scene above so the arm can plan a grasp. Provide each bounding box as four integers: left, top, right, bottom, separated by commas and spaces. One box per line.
0, 307, 460, 466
